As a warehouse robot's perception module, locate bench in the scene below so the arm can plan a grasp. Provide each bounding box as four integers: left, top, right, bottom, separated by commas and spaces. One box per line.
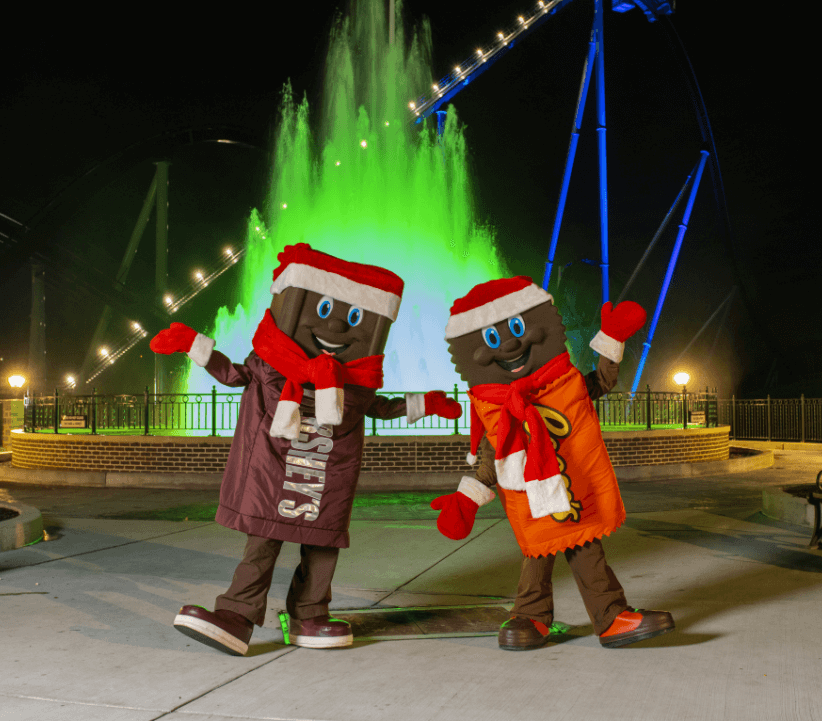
809, 471, 822, 549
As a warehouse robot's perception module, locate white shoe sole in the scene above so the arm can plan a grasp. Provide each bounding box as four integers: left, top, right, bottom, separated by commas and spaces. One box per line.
291, 632, 353, 649
174, 613, 249, 656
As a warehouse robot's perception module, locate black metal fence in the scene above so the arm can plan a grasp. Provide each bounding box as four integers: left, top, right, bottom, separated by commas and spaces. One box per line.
718, 396, 822, 443
23, 387, 242, 437
22, 385, 724, 437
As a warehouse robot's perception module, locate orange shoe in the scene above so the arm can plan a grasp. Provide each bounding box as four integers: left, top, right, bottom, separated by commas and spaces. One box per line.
599, 608, 674, 648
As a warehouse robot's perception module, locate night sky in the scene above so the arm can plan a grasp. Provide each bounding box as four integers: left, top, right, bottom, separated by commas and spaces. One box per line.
0, 1, 814, 399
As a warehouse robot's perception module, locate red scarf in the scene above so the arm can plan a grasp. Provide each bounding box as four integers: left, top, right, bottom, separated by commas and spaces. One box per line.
469, 352, 574, 489
252, 310, 384, 438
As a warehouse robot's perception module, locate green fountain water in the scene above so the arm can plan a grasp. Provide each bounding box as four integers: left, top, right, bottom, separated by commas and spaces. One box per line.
185, 0, 508, 396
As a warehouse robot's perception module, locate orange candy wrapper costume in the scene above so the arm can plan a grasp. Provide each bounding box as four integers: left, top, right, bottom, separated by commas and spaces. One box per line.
435, 275, 675, 649
469, 351, 626, 558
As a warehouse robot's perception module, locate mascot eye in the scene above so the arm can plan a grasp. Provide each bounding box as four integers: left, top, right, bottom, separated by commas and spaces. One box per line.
317, 296, 334, 319
508, 315, 525, 337
347, 306, 363, 326
482, 326, 501, 349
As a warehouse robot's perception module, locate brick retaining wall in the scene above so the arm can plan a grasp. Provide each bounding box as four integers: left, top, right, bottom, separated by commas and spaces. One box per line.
10, 426, 729, 474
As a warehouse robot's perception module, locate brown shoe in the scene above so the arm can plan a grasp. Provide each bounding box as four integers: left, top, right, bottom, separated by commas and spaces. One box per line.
599, 608, 675, 648
498, 616, 554, 651
289, 615, 353, 648
173, 605, 253, 656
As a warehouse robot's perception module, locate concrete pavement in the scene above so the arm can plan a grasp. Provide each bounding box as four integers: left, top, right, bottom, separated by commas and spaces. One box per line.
1, 444, 821, 721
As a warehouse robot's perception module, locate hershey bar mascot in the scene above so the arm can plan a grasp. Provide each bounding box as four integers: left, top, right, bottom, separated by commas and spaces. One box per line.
150, 243, 461, 655
430, 275, 674, 650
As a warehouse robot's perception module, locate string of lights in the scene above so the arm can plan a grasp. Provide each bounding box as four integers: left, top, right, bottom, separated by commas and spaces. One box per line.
408, 0, 565, 120
164, 246, 245, 314
67, 245, 244, 386
84, 321, 149, 384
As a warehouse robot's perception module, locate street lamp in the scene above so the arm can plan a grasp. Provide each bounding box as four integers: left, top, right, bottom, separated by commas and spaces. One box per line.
8, 375, 25, 388
673, 372, 690, 387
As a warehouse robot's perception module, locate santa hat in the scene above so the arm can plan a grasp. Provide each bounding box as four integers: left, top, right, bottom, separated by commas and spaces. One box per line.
271, 243, 404, 321
444, 275, 551, 339
266, 244, 401, 438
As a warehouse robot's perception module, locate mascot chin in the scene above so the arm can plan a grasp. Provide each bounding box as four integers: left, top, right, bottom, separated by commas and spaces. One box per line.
430, 275, 674, 650
151, 243, 461, 655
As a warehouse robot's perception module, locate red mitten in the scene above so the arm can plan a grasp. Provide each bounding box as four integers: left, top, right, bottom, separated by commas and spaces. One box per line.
424, 390, 463, 420
599, 301, 647, 342
430, 491, 478, 540
150, 323, 198, 355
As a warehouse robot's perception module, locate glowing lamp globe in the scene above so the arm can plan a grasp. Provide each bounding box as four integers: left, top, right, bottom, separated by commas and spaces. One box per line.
673, 372, 690, 386
8, 375, 25, 388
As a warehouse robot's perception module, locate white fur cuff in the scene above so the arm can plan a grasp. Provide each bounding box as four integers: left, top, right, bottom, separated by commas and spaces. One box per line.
494, 450, 527, 491
405, 393, 426, 424
589, 330, 624, 363
457, 476, 496, 507
188, 333, 215, 368
270, 400, 301, 439
525, 475, 571, 518
316, 386, 344, 427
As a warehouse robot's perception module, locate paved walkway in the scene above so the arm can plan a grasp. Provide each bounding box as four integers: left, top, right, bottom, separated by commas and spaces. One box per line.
1, 445, 821, 721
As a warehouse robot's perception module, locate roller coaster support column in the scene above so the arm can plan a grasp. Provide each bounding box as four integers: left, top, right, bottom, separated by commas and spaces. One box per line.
631, 149, 710, 395
542, 0, 603, 294
616, 162, 696, 304
436, 110, 447, 136
594, 0, 609, 305
154, 160, 170, 395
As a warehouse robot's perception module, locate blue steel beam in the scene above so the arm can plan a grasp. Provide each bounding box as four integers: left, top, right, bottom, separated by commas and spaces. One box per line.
542, 31, 598, 290
630, 149, 710, 395
594, 0, 609, 304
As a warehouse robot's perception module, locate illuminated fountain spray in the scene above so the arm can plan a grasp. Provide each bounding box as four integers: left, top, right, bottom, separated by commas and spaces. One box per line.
186, 0, 507, 394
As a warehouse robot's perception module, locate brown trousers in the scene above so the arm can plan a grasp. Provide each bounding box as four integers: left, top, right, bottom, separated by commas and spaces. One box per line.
511, 538, 628, 635
215, 535, 340, 627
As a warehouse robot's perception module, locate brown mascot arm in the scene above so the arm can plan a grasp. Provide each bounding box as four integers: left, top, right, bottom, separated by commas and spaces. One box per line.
585, 356, 619, 401
204, 350, 254, 388
365, 394, 407, 421
473, 436, 498, 490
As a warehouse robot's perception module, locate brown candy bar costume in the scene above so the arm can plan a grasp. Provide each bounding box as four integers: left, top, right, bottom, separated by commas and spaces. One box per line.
189, 244, 414, 624
208, 342, 405, 548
